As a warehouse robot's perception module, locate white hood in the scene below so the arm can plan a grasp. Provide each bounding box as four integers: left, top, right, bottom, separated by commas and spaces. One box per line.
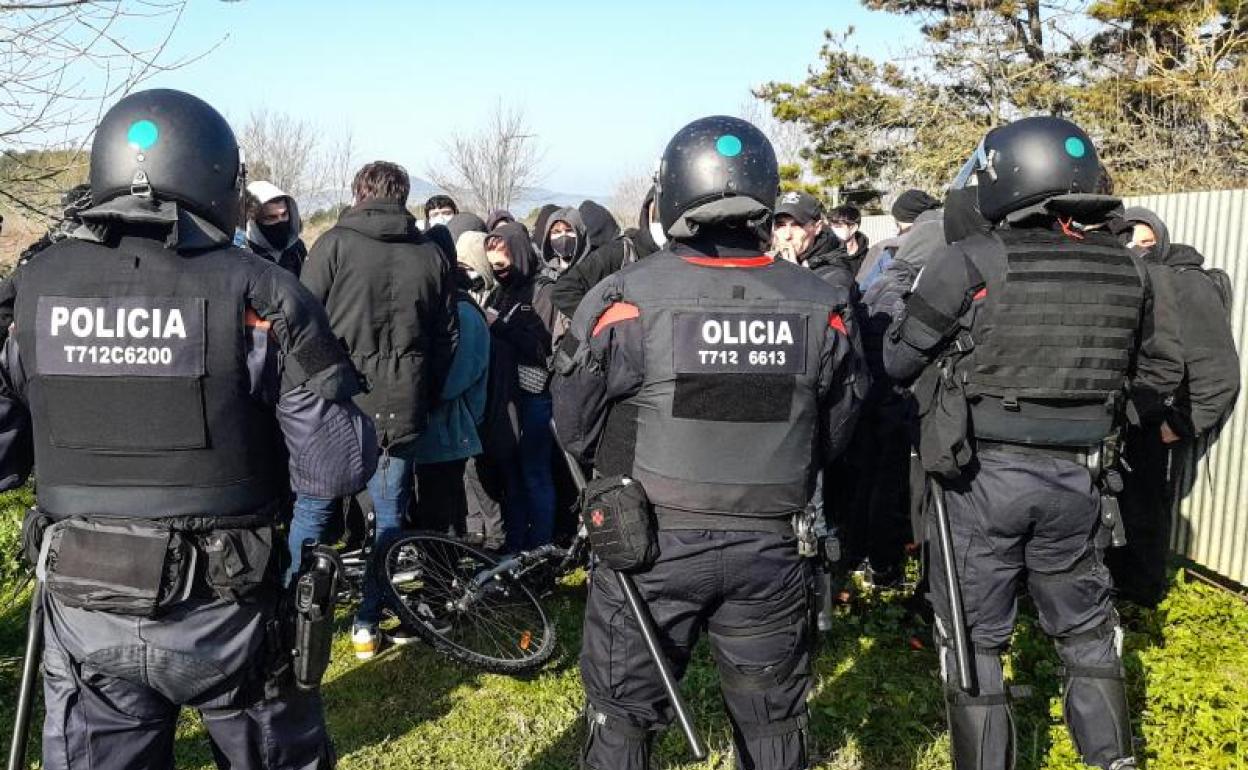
245, 180, 303, 253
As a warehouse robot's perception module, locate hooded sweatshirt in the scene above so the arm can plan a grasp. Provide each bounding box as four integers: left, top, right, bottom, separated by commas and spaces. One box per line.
302, 199, 459, 446
447, 212, 487, 243
578, 200, 620, 251
486, 209, 515, 231
484, 222, 555, 394
539, 206, 592, 282
455, 230, 495, 306
548, 188, 661, 319
532, 204, 560, 252
1120, 207, 1240, 436
246, 180, 307, 277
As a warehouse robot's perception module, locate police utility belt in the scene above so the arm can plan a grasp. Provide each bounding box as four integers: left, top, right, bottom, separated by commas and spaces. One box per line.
31, 510, 278, 617
580, 476, 820, 571
973, 439, 1099, 469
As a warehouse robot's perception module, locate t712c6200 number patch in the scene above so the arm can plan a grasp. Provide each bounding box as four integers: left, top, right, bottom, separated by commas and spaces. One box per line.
34, 296, 206, 377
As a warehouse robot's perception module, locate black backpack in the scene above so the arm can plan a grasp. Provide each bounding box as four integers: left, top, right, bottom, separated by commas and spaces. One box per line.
1177, 265, 1234, 318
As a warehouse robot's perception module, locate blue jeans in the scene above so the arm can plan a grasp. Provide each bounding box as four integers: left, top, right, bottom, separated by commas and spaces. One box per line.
501, 392, 556, 552
286, 444, 416, 628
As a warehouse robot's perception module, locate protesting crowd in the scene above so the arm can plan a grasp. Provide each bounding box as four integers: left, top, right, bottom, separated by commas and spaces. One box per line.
0, 87, 1240, 770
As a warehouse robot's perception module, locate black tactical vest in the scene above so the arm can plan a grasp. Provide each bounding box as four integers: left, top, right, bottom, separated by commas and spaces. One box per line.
961, 228, 1145, 445
13, 235, 287, 517
607, 251, 849, 522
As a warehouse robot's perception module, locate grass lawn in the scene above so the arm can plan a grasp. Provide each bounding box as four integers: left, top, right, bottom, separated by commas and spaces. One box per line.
1, 487, 1245, 769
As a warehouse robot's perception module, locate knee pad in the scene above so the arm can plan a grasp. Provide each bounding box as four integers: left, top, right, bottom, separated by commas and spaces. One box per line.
581, 703, 651, 770
711, 615, 812, 770
935, 621, 1015, 770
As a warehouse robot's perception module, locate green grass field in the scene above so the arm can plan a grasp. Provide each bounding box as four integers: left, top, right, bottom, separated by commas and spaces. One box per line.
1, 485, 1245, 769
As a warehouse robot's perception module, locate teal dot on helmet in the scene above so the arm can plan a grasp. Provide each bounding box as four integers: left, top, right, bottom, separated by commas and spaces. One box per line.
716, 134, 743, 158
1064, 136, 1086, 158
127, 120, 159, 151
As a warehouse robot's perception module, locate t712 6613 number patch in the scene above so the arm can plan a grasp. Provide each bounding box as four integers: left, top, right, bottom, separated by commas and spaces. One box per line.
672, 312, 807, 375
35, 296, 206, 377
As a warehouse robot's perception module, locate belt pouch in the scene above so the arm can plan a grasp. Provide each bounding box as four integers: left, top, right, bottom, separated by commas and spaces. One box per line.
41, 519, 194, 617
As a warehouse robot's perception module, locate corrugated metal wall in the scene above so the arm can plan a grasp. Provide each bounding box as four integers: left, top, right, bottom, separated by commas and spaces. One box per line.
859, 189, 1248, 585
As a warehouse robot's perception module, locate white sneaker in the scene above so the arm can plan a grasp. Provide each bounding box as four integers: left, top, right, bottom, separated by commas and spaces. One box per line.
351, 626, 379, 660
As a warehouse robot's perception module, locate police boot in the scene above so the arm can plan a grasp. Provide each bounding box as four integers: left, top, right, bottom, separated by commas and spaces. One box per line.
946, 688, 1015, 770
1051, 617, 1136, 770
938, 624, 1015, 770
581, 703, 651, 770
1062, 666, 1134, 769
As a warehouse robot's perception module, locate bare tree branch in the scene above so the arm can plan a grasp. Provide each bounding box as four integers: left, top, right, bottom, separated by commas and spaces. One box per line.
426, 101, 545, 215
0, 0, 215, 227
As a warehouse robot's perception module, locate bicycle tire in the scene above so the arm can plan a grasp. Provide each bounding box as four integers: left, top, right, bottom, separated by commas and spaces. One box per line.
381, 532, 557, 674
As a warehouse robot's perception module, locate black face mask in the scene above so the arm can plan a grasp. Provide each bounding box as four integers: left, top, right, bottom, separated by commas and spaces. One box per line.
457, 266, 485, 293
492, 265, 514, 284
257, 220, 292, 249
550, 232, 579, 261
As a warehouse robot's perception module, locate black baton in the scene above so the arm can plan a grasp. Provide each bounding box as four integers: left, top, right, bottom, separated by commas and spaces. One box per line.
551, 420, 708, 761
930, 477, 977, 694
8, 580, 44, 770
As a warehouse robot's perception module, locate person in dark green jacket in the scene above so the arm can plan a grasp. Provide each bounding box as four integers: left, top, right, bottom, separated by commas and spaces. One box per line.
295, 161, 459, 659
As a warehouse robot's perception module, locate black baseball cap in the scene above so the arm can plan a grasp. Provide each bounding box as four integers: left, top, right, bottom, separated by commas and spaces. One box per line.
774, 190, 824, 226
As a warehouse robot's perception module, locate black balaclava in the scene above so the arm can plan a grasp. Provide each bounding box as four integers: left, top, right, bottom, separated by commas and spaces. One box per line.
258, 220, 292, 250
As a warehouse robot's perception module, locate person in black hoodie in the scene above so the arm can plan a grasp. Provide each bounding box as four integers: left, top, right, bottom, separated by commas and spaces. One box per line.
549, 186, 664, 319
299, 161, 459, 658
1106, 207, 1240, 607
244, 180, 308, 277
484, 221, 558, 552
538, 205, 592, 284
531, 203, 560, 253
578, 199, 620, 251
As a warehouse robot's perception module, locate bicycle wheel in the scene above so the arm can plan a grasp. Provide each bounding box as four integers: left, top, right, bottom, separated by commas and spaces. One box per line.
382, 532, 557, 674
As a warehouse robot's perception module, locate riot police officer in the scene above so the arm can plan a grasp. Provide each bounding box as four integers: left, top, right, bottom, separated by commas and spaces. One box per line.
0, 89, 377, 770
883, 117, 1184, 770
552, 116, 867, 770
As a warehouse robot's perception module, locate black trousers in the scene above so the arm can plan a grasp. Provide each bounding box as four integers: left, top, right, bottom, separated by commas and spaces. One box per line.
580, 529, 812, 770
1105, 424, 1175, 607
414, 458, 469, 535
929, 449, 1130, 770
825, 388, 913, 573
41, 590, 334, 770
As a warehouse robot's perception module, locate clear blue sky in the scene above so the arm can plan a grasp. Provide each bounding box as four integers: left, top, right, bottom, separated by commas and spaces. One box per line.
144, 1, 920, 195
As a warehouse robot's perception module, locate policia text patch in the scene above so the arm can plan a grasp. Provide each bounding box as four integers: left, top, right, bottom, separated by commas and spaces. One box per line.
35, 296, 206, 377
672, 312, 807, 375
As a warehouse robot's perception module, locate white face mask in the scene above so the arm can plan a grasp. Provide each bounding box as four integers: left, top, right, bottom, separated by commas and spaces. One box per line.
649, 220, 668, 248
429, 213, 453, 227
831, 225, 854, 242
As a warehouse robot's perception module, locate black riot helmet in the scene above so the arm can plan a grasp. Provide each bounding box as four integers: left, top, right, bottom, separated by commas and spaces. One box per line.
655, 115, 779, 234
89, 89, 244, 233
952, 116, 1101, 224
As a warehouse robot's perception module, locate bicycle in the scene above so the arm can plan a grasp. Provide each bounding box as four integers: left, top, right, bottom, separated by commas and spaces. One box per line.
377, 529, 587, 674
